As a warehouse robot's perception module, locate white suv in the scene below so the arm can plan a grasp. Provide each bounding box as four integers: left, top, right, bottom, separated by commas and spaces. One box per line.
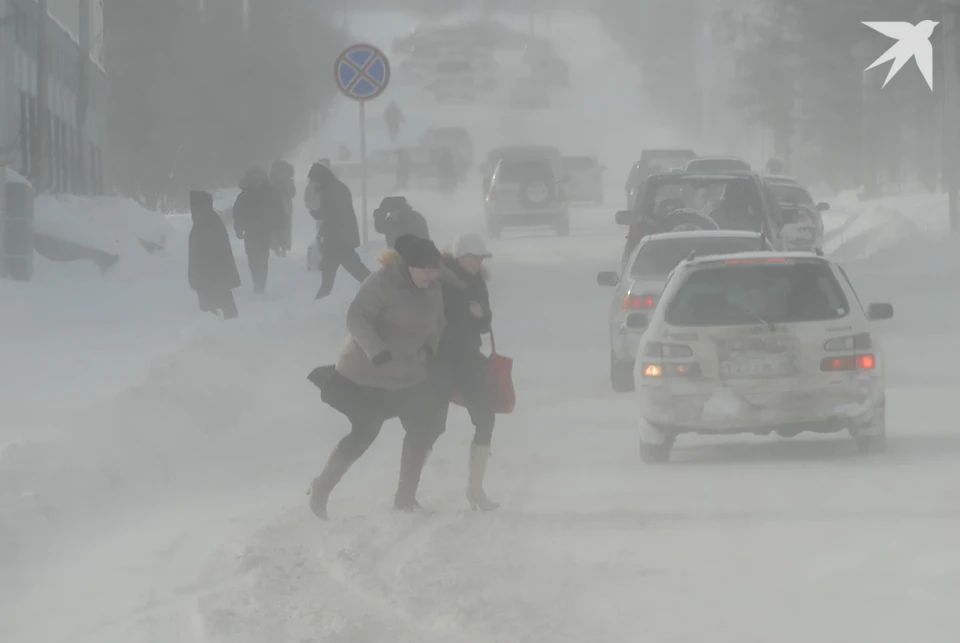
485, 156, 569, 237
628, 251, 893, 462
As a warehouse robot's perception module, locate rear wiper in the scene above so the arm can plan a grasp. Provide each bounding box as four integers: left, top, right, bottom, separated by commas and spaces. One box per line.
732, 304, 775, 331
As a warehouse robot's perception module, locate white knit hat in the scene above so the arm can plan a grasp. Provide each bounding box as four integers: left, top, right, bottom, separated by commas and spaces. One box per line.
451, 233, 492, 259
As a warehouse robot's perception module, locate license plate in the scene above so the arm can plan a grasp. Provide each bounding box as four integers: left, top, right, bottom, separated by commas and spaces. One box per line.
717, 337, 798, 379
719, 355, 793, 378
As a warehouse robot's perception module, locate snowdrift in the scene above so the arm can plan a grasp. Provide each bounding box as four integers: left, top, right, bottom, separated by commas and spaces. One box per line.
31, 195, 175, 269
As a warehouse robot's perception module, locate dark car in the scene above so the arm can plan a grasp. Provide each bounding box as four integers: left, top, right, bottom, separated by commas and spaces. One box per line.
625, 149, 697, 209
615, 171, 787, 267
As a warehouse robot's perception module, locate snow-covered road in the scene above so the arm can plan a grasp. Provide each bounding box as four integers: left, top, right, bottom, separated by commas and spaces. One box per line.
5, 201, 960, 642
3, 8, 959, 642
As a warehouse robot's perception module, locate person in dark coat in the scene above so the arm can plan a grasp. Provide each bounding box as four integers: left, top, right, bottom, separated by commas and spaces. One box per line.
305, 162, 372, 299
307, 234, 447, 519
269, 161, 296, 257
373, 196, 430, 248
232, 167, 285, 294
432, 233, 499, 511
188, 190, 240, 319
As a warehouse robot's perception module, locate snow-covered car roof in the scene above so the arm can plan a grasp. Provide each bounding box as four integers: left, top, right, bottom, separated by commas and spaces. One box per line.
642, 230, 763, 243
680, 250, 827, 269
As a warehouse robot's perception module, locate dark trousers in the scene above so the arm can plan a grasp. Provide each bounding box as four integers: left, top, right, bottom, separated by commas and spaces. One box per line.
322, 372, 444, 461
244, 235, 270, 293
197, 289, 238, 319
433, 352, 496, 446
316, 246, 371, 299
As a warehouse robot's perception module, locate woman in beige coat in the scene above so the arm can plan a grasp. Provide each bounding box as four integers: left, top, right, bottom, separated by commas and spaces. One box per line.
309, 234, 446, 519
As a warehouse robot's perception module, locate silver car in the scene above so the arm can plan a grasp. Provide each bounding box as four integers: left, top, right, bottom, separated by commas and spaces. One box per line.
597, 230, 770, 392
485, 156, 570, 237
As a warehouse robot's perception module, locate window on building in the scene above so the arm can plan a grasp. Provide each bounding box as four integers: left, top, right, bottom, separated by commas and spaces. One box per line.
19, 91, 30, 176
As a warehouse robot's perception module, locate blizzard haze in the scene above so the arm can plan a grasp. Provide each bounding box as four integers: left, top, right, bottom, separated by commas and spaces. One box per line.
2, 3, 959, 642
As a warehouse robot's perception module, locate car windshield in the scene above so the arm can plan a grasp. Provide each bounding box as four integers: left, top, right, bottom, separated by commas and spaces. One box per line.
666, 261, 850, 326
769, 182, 815, 206
562, 157, 595, 170
630, 236, 762, 277
496, 159, 554, 183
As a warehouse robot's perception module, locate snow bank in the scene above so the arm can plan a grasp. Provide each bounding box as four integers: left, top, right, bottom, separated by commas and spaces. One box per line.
33, 194, 175, 258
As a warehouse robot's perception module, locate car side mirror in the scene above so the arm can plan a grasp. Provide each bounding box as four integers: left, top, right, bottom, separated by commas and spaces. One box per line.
615, 210, 635, 225
867, 302, 893, 321
625, 312, 648, 329
597, 271, 619, 286
817, 202, 830, 211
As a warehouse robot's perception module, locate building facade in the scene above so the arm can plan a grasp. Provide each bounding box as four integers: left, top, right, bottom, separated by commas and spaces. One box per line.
0, 0, 107, 194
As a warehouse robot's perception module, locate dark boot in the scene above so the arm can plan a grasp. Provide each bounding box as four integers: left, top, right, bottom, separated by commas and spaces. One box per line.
394, 446, 431, 512
307, 448, 354, 520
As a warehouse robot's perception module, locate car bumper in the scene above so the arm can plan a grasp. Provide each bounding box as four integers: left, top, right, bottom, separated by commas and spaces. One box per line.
638, 375, 883, 435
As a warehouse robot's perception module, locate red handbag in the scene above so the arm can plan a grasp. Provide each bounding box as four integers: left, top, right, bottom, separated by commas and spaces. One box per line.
451, 329, 515, 414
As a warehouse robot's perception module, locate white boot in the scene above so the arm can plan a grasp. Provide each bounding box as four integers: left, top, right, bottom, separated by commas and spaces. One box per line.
466, 444, 499, 512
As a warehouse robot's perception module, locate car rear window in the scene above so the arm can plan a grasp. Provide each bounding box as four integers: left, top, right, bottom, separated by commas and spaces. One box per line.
562, 157, 595, 170
496, 159, 554, 183
631, 236, 762, 277
665, 261, 850, 326
687, 159, 750, 171
769, 183, 815, 206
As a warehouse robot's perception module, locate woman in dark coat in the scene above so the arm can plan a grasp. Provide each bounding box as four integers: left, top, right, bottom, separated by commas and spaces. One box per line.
373, 196, 430, 248
433, 233, 499, 511
307, 234, 447, 519
188, 190, 240, 318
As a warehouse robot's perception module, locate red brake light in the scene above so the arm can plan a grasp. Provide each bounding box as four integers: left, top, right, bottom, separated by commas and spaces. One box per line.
623, 293, 656, 309
820, 354, 875, 371
724, 257, 787, 264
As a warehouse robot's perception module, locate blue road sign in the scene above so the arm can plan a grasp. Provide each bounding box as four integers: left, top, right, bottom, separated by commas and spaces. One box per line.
335, 44, 391, 101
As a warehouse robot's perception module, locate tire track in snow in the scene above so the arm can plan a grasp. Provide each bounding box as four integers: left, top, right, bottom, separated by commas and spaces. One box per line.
196, 512, 483, 643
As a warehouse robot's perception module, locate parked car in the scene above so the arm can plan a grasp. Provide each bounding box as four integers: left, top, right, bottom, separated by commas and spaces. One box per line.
626, 250, 893, 462
480, 144, 563, 194
625, 149, 697, 209
529, 54, 570, 86
561, 155, 605, 203
485, 156, 569, 237
597, 230, 770, 392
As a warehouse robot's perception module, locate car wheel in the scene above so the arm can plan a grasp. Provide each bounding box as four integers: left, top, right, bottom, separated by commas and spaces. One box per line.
555, 214, 570, 237
610, 351, 634, 392
854, 398, 887, 454
487, 215, 502, 239
639, 436, 673, 463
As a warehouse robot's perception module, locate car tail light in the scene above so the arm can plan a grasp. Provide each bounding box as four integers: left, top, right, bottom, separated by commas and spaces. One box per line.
558, 186, 567, 200
821, 332, 875, 371
641, 342, 700, 378
622, 293, 656, 310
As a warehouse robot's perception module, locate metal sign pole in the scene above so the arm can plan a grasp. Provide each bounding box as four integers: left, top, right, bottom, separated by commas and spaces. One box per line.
359, 101, 368, 244
334, 42, 391, 248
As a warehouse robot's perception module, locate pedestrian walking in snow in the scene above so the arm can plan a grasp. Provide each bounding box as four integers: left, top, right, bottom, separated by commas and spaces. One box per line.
188, 190, 240, 319
233, 167, 285, 294
269, 161, 296, 257
373, 196, 430, 249
305, 162, 371, 299
432, 233, 499, 511
306, 234, 447, 519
